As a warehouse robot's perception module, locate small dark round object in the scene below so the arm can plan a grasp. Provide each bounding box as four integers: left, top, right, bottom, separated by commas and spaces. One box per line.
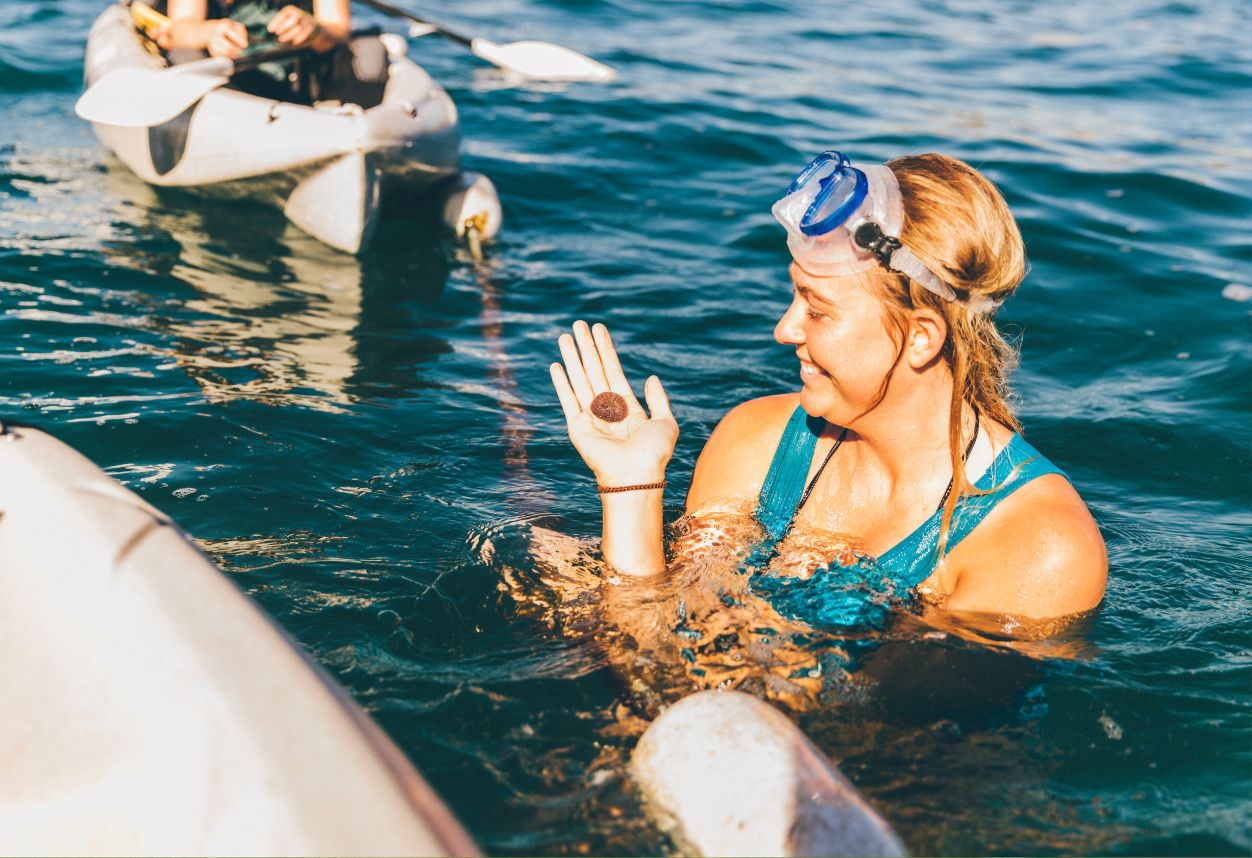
853, 221, 884, 249
590, 391, 628, 423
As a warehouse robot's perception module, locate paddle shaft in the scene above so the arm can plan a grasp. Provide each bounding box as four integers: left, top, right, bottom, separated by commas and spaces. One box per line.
353, 0, 472, 47
228, 42, 311, 72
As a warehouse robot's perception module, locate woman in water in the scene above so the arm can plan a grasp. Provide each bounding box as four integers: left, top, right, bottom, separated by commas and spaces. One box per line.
550, 151, 1107, 625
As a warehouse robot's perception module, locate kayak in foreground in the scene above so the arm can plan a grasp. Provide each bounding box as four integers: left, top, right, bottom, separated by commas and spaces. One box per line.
81, 2, 500, 253
0, 418, 479, 855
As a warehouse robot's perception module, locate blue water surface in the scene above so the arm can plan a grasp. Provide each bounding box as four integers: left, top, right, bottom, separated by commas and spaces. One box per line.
2, 0, 1250, 854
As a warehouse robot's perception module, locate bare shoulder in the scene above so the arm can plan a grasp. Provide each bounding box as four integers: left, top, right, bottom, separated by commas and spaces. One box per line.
686, 393, 801, 513
943, 473, 1108, 619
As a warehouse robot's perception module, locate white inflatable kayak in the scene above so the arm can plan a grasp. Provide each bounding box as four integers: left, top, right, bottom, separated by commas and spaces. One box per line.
82, 2, 498, 253
633, 690, 906, 857
0, 419, 478, 856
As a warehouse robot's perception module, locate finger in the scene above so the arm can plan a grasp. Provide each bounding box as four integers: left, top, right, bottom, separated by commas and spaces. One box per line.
591, 323, 642, 409
213, 36, 243, 58
557, 332, 594, 406
271, 17, 300, 40
643, 375, 675, 423
572, 320, 609, 393
550, 363, 583, 426
267, 8, 296, 32
224, 23, 248, 49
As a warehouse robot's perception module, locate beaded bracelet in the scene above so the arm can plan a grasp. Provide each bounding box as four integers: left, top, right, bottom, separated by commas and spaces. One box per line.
597, 481, 666, 494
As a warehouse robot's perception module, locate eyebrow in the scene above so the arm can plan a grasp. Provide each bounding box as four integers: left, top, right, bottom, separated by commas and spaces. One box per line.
791, 277, 835, 309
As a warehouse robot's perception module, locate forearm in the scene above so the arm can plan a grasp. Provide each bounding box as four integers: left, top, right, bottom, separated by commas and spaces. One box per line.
158, 18, 220, 50
309, 18, 349, 50
600, 485, 666, 577
311, 0, 350, 50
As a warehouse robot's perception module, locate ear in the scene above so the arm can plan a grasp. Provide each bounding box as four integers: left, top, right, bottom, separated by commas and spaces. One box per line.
904, 308, 948, 369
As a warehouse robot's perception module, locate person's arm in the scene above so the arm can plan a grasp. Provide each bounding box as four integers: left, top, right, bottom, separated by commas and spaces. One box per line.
156, 0, 249, 58
268, 0, 350, 51
686, 393, 796, 514
938, 474, 1108, 618
550, 321, 678, 578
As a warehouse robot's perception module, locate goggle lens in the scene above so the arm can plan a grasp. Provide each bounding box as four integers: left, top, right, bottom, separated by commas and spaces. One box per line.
786, 150, 847, 195
807, 174, 861, 226
785, 151, 869, 237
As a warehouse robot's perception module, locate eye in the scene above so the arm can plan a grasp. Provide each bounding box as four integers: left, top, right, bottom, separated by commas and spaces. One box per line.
806, 309, 826, 322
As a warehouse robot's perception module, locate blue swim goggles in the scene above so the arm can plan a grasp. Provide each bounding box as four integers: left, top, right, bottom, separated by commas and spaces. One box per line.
772, 150, 1002, 313
786, 151, 871, 237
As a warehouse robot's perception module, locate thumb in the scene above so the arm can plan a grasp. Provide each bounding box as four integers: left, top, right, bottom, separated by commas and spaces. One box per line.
643, 375, 674, 422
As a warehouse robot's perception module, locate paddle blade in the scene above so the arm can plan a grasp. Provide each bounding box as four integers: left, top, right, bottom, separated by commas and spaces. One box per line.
470, 38, 616, 82
76, 67, 227, 128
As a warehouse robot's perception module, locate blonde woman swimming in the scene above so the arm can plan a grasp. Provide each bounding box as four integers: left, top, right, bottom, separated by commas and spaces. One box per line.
551, 151, 1107, 627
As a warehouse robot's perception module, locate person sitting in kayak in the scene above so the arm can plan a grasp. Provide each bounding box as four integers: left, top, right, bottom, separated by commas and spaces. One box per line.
549, 151, 1108, 625
154, 0, 350, 59
152, 0, 351, 101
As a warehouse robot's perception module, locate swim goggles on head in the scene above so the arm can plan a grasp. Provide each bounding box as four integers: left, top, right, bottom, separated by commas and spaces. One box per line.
771, 151, 1001, 314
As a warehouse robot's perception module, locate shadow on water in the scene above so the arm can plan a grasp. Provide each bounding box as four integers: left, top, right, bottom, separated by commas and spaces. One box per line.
92, 164, 457, 413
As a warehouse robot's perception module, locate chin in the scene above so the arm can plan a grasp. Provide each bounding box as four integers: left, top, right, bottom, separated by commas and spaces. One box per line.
798, 386, 855, 428
797, 385, 831, 417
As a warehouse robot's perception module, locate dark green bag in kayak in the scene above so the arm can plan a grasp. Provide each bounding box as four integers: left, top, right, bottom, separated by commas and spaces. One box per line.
226, 0, 315, 88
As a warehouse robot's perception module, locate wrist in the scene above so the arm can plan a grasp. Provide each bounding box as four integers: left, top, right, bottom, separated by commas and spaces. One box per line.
597, 480, 666, 494
595, 473, 666, 490
592, 463, 669, 488
600, 486, 666, 577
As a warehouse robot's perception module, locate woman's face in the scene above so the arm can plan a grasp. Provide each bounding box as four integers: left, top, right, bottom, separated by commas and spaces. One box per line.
773, 263, 905, 424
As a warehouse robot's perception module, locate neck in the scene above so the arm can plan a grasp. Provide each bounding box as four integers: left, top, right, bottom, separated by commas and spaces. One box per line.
837, 363, 968, 484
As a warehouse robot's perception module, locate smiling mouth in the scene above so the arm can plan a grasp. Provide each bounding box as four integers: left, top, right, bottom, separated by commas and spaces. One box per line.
799, 360, 827, 378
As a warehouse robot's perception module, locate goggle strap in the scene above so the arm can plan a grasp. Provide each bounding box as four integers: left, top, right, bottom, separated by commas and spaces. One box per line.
889, 246, 958, 304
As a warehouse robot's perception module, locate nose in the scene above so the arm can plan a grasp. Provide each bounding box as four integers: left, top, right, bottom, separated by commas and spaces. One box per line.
774, 295, 805, 346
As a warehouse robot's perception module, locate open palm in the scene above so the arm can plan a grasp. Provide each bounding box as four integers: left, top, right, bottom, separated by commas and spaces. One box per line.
550, 321, 678, 486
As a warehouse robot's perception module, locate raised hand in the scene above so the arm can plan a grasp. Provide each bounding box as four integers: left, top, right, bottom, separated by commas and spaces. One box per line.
550, 321, 678, 487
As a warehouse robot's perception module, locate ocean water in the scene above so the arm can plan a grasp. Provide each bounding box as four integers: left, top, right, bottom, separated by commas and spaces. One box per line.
2, 0, 1250, 854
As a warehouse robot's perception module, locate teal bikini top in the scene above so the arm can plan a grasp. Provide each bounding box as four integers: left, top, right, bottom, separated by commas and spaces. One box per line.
748, 406, 1067, 629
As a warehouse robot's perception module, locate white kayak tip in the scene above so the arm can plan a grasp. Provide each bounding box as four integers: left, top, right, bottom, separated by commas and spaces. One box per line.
632, 690, 907, 857
76, 66, 228, 127
470, 38, 616, 83
442, 171, 503, 242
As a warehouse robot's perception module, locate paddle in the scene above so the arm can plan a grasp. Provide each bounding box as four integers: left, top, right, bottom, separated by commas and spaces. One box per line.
75, 43, 309, 128
355, 0, 616, 83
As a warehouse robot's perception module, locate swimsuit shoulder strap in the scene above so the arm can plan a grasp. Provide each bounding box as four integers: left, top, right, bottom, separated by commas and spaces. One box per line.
878, 433, 1069, 587
755, 405, 824, 542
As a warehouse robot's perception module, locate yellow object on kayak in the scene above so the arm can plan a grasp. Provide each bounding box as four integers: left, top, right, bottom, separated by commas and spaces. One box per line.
130, 2, 167, 36
129, 2, 167, 56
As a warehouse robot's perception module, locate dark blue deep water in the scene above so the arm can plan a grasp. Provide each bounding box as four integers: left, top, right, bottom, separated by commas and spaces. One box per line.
2, 0, 1250, 854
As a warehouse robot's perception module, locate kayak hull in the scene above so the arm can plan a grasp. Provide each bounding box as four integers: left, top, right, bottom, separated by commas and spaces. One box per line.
83, 3, 461, 252
0, 420, 478, 856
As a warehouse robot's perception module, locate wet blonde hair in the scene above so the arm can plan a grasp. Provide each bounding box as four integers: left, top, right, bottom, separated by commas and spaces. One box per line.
879, 153, 1027, 559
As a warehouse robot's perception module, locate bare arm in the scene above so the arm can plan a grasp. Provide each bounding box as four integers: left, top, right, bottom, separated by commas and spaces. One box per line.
686, 394, 797, 514
937, 474, 1108, 618
550, 322, 678, 577
269, 0, 351, 52
310, 0, 351, 47
157, 0, 249, 58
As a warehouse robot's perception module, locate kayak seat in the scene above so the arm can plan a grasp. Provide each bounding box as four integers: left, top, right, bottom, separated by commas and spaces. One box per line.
308, 34, 391, 110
